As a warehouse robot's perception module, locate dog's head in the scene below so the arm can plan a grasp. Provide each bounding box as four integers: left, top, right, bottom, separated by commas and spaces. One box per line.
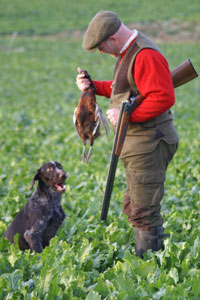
31, 161, 68, 193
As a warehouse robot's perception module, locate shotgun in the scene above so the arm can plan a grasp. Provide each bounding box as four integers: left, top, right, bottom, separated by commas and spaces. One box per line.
100, 58, 198, 221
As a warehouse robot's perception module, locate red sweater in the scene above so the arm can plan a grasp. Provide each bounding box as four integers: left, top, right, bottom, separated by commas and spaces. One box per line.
93, 48, 175, 123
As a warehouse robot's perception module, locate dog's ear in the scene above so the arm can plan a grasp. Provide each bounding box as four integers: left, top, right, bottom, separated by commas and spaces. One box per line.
30, 169, 40, 189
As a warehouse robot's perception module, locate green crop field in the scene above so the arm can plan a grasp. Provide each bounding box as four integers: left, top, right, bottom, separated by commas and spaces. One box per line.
0, 0, 200, 299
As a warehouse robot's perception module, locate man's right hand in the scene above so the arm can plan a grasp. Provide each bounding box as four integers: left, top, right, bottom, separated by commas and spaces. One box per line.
76, 67, 91, 92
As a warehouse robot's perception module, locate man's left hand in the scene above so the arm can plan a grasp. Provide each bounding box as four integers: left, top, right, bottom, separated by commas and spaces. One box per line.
106, 108, 120, 126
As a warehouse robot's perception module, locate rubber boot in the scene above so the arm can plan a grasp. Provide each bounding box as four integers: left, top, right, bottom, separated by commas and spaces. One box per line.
133, 226, 170, 258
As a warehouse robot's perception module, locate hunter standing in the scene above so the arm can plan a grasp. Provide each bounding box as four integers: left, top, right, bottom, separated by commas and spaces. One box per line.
76, 10, 179, 257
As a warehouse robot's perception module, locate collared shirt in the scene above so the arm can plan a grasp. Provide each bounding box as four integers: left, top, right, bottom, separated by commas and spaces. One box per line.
119, 30, 138, 55
93, 35, 175, 123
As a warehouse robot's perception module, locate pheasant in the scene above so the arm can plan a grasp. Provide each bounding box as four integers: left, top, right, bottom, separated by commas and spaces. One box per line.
73, 70, 109, 162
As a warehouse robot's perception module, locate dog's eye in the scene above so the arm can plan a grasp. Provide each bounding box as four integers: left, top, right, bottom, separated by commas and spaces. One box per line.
46, 167, 54, 172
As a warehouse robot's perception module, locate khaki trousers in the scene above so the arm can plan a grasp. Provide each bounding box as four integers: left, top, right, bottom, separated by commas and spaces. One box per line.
121, 140, 178, 230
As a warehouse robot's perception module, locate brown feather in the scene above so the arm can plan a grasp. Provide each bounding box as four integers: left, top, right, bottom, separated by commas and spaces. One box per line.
74, 71, 109, 162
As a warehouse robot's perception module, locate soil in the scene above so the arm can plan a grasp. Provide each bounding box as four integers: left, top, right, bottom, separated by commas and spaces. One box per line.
2, 19, 200, 43
128, 19, 200, 43
67, 19, 200, 43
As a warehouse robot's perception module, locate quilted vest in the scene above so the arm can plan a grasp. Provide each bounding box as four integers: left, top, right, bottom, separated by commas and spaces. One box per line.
110, 31, 179, 158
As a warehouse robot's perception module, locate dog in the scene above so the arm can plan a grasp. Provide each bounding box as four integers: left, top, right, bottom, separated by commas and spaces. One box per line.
3, 161, 67, 253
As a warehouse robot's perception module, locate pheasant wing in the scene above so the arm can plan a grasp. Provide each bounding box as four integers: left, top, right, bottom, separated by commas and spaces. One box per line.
95, 104, 110, 137
73, 107, 80, 135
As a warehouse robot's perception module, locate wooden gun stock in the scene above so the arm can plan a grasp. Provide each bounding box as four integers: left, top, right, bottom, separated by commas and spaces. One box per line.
171, 58, 198, 88
115, 94, 145, 156
100, 58, 198, 221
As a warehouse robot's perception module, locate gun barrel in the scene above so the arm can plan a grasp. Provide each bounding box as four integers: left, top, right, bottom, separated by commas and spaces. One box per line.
100, 155, 118, 221
100, 102, 127, 221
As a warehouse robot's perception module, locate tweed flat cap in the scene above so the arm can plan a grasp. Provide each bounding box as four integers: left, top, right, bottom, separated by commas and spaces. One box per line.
82, 10, 121, 52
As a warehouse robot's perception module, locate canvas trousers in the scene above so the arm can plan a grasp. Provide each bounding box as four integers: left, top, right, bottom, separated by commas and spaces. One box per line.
121, 140, 178, 230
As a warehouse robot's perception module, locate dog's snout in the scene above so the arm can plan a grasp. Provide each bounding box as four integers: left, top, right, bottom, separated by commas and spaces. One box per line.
57, 170, 67, 181
62, 173, 67, 180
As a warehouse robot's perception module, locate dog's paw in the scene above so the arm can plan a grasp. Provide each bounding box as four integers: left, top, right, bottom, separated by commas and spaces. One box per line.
24, 230, 32, 244
24, 230, 43, 253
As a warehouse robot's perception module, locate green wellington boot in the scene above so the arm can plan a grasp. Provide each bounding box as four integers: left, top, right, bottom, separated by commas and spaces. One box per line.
133, 226, 170, 258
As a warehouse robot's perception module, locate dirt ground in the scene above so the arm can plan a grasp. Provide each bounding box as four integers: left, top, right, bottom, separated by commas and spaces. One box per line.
2, 19, 200, 44
128, 19, 200, 43
68, 19, 200, 43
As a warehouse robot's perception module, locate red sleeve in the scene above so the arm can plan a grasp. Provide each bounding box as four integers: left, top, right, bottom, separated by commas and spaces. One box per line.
130, 49, 175, 123
92, 80, 113, 98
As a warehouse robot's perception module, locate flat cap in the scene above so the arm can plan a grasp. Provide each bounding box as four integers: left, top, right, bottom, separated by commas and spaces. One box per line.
82, 10, 121, 52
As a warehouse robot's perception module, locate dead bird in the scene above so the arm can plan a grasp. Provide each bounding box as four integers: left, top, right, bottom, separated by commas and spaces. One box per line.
73, 70, 109, 162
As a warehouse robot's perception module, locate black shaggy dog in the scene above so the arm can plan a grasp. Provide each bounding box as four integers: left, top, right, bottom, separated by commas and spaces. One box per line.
3, 161, 67, 253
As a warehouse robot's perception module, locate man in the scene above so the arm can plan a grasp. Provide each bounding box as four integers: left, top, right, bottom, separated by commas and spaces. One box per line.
76, 10, 179, 258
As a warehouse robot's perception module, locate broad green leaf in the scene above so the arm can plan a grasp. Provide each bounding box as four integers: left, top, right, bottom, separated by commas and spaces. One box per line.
190, 237, 200, 258
153, 286, 166, 299
135, 260, 157, 277
10, 269, 23, 291
0, 3, 200, 299
8, 253, 18, 268
192, 271, 200, 297
86, 291, 101, 300
80, 244, 93, 262
168, 268, 179, 285
0, 221, 7, 235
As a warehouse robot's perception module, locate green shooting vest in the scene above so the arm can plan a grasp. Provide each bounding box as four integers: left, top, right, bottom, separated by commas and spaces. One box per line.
110, 31, 179, 158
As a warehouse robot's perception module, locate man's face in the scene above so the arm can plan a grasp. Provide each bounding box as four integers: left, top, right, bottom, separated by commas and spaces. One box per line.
98, 38, 119, 57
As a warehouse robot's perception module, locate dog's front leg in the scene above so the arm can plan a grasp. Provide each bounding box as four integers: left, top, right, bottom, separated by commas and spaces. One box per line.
42, 207, 66, 247
24, 230, 43, 253
49, 206, 66, 229
54, 206, 66, 226
24, 217, 50, 253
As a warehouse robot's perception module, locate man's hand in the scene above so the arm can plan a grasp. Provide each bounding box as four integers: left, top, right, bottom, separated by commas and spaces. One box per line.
106, 108, 120, 126
76, 67, 91, 92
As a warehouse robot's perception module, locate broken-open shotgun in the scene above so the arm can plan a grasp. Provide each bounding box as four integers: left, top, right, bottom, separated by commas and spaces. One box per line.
100, 58, 198, 221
